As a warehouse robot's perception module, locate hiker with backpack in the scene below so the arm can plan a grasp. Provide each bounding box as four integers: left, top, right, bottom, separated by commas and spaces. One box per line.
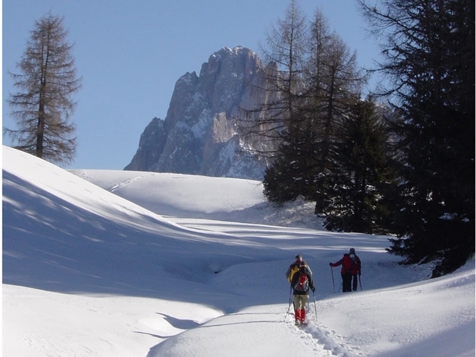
330, 253, 354, 292
286, 254, 312, 281
290, 263, 315, 325
349, 248, 361, 291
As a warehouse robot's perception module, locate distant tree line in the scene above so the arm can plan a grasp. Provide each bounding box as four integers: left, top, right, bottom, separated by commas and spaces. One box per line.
243, 0, 474, 276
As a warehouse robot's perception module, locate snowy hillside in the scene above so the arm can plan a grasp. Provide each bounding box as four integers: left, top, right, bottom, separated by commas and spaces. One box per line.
3, 146, 475, 357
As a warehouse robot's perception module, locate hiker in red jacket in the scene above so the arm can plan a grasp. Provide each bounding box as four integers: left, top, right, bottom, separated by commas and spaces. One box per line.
330, 253, 354, 292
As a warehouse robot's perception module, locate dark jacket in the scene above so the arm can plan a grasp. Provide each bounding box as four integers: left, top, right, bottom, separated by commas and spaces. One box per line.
350, 254, 361, 275
291, 266, 315, 295
286, 259, 312, 281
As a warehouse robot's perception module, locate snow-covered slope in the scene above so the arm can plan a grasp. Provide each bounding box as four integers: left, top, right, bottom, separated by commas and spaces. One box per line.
3, 146, 475, 357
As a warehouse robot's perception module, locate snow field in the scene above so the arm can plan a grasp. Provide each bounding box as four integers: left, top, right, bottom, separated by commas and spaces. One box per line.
3, 146, 475, 357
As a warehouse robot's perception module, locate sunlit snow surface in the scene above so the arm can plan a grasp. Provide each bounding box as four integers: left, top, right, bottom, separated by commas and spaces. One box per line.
3, 146, 474, 357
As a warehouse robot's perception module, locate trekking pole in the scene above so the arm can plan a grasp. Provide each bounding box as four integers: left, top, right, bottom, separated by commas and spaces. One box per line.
284, 286, 293, 322
330, 266, 335, 293
359, 274, 363, 290
338, 282, 342, 293
312, 292, 317, 320
285, 295, 292, 321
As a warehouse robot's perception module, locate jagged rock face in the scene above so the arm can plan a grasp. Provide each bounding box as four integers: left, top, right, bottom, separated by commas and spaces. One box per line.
125, 46, 274, 180
123, 118, 166, 172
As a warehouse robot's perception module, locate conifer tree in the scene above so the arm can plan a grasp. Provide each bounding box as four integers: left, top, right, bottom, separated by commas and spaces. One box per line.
260, 3, 364, 206
359, 0, 475, 275
5, 13, 82, 164
257, 0, 311, 203
263, 107, 320, 204
305, 16, 363, 212
323, 99, 396, 233
255, 0, 308, 140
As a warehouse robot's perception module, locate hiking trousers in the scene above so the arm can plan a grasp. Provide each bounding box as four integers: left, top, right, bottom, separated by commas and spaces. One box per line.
341, 272, 352, 292
293, 293, 309, 323
293, 294, 309, 310
352, 274, 359, 291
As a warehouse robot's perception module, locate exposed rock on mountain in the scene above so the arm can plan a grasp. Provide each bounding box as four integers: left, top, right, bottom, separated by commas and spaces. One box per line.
125, 46, 275, 180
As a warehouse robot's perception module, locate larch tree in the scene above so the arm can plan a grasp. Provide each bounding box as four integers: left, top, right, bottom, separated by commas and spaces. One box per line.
260, 2, 365, 208
238, 0, 307, 181
306, 10, 364, 213
258, 0, 313, 204
5, 13, 82, 165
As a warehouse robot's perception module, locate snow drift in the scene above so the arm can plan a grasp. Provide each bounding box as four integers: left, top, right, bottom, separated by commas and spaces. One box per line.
2, 146, 475, 357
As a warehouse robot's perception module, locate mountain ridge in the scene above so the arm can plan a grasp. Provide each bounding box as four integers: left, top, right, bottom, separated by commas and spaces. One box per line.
125, 46, 273, 179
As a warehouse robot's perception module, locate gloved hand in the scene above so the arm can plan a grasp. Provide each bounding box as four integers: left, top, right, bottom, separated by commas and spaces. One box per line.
358, 271, 361, 276
329, 263, 332, 266
311, 287, 315, 292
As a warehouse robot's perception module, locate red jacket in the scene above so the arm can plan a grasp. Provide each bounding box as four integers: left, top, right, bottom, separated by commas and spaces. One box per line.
330, 254, 354, 274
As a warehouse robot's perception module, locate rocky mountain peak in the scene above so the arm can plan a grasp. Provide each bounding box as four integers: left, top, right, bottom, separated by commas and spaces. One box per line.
125, 46, 272, 180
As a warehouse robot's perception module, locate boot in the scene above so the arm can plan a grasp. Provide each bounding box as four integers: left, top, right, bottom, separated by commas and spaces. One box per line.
300, 309, 306, 324
294, 310, 301, 325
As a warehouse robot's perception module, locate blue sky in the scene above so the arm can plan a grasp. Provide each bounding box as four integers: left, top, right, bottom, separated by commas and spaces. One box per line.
2, 0, 382, 170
